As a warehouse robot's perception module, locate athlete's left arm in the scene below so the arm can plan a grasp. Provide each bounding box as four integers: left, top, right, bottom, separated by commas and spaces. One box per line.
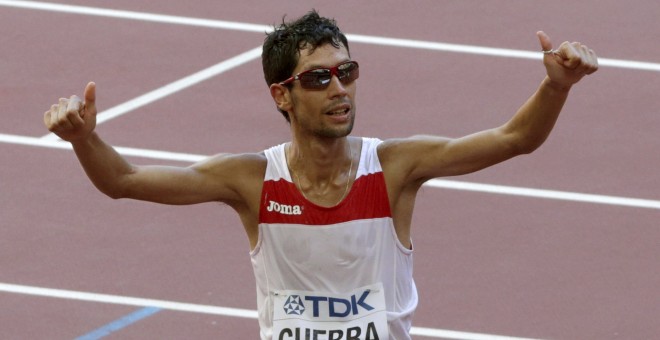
380, 31, 598, 183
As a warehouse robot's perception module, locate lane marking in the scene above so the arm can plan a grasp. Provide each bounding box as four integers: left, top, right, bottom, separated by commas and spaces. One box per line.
2, 132, 658, 210
426, 179, 660, 210
412, 326, 541, 340
0, 282, 258, 319
347, 34, 660, 71
1, 0, 659, 72
0, 0, 271, 32
1, 133, 206, 162
40, 46, 263, 139
75, 307, 162, 340
0, 282, 541, 340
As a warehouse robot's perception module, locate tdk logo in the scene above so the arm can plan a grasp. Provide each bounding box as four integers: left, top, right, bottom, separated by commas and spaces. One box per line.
285, 290, 374, 317
267, 200, 302, 215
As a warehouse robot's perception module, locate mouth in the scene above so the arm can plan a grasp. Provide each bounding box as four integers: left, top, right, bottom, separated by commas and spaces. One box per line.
327, 108, 350, 116
325, 104, 351, 116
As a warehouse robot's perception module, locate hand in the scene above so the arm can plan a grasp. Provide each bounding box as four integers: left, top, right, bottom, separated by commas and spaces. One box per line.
537, 31, 598, 90
44, 82, 97, 142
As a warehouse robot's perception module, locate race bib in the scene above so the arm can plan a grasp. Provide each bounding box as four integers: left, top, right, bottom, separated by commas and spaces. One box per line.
272, 283, 389, 340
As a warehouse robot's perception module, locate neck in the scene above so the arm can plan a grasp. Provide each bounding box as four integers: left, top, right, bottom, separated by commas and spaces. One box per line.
286, 137, 355, 206
288, 137, 351, 180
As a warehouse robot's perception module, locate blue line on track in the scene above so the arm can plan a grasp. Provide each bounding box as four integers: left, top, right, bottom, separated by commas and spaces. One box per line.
75, 306, 162, 340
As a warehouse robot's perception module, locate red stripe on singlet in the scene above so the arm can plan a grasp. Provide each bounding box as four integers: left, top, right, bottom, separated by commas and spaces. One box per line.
259, 172, 391, 225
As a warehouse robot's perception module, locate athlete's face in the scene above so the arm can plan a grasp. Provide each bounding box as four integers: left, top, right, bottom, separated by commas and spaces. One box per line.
286, 44, 357, 139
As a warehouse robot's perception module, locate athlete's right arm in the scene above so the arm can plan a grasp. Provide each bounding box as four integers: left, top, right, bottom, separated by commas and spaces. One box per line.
70, 133, 255, 205
44, 82, 259, 205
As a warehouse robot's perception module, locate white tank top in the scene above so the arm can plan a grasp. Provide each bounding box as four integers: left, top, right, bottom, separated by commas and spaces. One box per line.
250, 137, 418, 339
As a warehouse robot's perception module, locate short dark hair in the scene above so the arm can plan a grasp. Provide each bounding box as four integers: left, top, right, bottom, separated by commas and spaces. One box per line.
262, 10, 350, 121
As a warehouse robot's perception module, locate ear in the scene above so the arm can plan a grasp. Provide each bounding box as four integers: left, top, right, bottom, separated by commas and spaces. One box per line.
269, 83, 293, 113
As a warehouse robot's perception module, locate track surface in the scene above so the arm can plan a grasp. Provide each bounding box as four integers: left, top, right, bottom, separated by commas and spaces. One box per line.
1, 1, 659, 339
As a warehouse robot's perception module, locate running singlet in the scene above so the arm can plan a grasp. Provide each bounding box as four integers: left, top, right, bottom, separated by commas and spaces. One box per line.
251, 137, 418, 340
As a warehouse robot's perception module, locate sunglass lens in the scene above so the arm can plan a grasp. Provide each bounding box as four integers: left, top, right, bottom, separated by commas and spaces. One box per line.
299, 70, 331, 89
338, 62, 359, 83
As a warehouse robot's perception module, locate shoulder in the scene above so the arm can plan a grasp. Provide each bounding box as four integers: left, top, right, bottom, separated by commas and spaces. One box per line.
376, 135, 454, 186
193, 151, 267, 174
192, 151, 267, 194
188, 151, 269, 208
377, 135, 451, 164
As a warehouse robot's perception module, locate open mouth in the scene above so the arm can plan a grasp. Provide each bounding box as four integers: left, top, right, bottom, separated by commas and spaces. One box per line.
326, 108, 350, 116
325, 102, 351, 116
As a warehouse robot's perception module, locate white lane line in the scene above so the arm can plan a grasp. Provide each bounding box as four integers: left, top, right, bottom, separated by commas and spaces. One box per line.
1, 0, 659, 72
427, 179, 660, 210
0, 282, 258, 319
40, 46, 263, 140
0, 0, 271, 33
0, 282, 542, 340
411, 326, 541, 340
1, 133, 206, 162
347, 34, 660, 71
2, 132, 659, 210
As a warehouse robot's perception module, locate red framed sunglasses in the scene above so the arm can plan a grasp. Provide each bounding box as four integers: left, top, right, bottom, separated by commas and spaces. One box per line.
279, 61, 359, 90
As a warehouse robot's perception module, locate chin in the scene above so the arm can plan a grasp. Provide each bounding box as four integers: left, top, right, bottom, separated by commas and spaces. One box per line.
317, 123, 354, 138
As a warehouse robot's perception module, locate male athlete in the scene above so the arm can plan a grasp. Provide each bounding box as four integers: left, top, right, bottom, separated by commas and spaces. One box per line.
44, 11, 597, 340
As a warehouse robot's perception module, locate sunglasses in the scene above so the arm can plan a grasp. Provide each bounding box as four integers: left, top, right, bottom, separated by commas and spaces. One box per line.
279, 61, 359, 90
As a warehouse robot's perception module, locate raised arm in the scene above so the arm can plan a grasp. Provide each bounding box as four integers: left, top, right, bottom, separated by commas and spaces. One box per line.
43, 82, 263, 206
380, 31, 599, 184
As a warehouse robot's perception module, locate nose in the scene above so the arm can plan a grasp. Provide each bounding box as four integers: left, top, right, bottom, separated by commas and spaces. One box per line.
326, 75, 348, 98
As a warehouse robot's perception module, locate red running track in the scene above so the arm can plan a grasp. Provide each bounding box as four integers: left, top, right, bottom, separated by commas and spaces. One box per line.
1, 1, 659, 339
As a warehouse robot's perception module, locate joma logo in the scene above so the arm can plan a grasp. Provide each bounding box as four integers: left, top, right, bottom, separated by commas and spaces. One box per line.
267, 200, 302, 215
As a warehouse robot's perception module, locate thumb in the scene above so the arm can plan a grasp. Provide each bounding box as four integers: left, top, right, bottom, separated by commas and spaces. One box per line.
536, 31, 553, 52
84, 81, 96, 104
83, 81, 97, 117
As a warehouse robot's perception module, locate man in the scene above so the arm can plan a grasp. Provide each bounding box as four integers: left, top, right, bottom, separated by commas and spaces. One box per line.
44, 10, 597, 340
